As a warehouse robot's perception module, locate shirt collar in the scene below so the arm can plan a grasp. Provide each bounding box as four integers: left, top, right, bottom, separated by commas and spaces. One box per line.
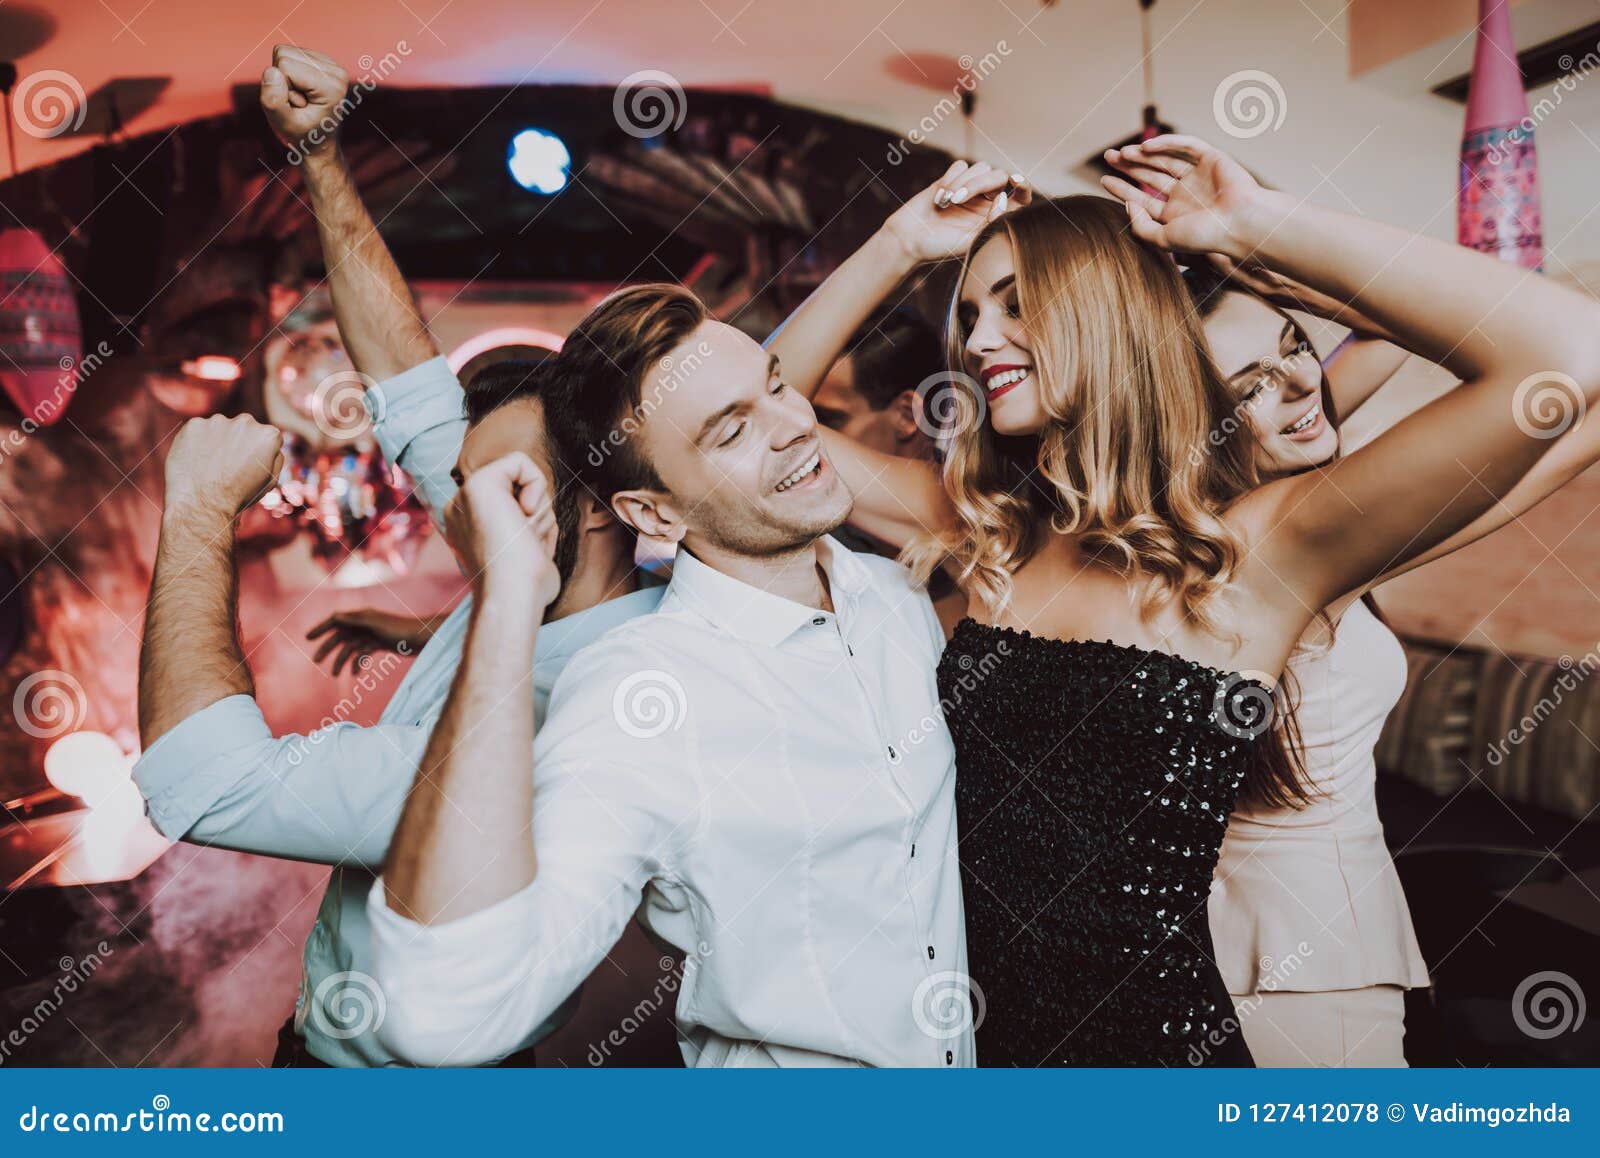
666, 535, 871, 647
536, 580, 666, 669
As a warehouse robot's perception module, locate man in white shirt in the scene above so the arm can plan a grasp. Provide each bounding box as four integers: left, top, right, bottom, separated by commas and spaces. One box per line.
131, 46, 660, 1067
371, 283, 973, 1067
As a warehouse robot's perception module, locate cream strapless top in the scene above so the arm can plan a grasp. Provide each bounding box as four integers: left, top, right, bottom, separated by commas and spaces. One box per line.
1209, 599, 1430, 994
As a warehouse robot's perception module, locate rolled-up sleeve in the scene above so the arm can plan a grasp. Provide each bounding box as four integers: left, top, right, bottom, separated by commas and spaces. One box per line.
368, 639, 697, 1066
133, 693, 428, 867
365, 355, 467, 531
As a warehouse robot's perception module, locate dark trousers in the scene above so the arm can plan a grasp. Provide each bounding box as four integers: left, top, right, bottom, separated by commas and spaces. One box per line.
271, 1017, 539, 1068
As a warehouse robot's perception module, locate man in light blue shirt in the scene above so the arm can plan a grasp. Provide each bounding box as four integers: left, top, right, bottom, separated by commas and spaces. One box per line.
132, 51, 660, 1067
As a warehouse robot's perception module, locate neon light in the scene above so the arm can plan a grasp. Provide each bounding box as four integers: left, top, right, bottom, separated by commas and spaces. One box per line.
446, 327, 566, 374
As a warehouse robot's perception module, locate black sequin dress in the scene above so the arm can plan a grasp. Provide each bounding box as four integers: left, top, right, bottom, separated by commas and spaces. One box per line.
940, 618, 1261, 1067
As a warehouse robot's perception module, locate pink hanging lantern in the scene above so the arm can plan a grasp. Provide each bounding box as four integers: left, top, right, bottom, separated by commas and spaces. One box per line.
0, 226, 84, 426
1458, 0, 1542, 270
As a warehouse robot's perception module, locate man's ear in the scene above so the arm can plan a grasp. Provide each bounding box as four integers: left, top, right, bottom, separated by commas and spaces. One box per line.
577, 492, 617, 533
891, 390, 922, 441
611, 489, 687, 543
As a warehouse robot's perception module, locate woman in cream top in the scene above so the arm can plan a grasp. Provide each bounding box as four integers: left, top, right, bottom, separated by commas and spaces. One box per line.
1184, 255, 1600, 1066
1209, 598, 1429, 1065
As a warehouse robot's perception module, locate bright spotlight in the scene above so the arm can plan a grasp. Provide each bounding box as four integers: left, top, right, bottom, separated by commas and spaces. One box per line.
44, 731, 133, 810
508, 128, 571, 194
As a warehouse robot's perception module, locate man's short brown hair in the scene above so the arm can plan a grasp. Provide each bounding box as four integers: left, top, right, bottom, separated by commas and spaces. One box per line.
546, 284, 710, 502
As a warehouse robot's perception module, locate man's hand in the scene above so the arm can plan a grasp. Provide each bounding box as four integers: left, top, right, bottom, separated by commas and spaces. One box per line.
881, 160, 1030, 265
444, 453, 560, 609
260, 44, 350, 161
306, 608, 439, 676
163, 415, 285, 524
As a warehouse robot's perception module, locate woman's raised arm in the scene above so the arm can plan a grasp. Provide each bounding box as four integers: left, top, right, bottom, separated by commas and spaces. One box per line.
1104, 135, 1600, 615
766, 161, 1026, 551
766, 160, 1027, 398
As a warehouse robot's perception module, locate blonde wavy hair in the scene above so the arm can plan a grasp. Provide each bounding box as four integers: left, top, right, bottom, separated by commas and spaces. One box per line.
908, 195, 1263, 635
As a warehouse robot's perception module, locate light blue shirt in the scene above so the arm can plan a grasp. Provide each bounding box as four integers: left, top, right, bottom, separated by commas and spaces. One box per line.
133, 356, 663, 1065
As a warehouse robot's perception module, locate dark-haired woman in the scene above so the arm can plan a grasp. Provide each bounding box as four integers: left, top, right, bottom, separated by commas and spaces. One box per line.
1181, 252, 1600, 1065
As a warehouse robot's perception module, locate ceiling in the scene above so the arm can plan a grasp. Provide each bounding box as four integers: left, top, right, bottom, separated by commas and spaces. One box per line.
7, 0, 1600, 267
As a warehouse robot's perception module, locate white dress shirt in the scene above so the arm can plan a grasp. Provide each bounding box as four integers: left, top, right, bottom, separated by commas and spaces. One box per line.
132, 357, 662, 1065
368, 538, 973, 1067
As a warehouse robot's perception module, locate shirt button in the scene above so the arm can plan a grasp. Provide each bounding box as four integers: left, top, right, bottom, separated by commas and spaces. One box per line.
945, 1050, 954, 1065
812, 616, 826, 626
927, 945, 935, 960
887, 745, 899, 762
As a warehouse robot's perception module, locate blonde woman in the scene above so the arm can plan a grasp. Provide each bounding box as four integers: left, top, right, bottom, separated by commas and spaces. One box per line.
767, 138, 1600, 1065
